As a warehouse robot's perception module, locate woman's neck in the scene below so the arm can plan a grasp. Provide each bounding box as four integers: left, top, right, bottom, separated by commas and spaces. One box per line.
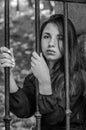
48, 61, 56, 70
48, 59, 61, 71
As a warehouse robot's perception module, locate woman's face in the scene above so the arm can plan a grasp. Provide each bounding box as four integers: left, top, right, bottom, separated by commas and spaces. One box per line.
41, 23, 63, 62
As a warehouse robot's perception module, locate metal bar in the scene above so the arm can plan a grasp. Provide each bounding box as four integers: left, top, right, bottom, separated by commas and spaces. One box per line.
63, 2, 71, 130
45, 0, 86, 4
16, 0, 20, 11
4, 0, 11, 130
35, 0, 41, 130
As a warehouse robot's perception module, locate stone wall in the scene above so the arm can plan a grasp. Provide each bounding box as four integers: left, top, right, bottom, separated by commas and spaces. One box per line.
55, 2, 86, 34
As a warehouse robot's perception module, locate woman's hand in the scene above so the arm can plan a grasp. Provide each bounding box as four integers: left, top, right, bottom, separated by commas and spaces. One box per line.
31, 51, 50, 83
0, 47, 18, 93
31, 51, 52, 95
0, 47, 15, 69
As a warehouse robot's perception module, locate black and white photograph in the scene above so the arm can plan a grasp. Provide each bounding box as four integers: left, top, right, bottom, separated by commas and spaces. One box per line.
0, 0, 86, 130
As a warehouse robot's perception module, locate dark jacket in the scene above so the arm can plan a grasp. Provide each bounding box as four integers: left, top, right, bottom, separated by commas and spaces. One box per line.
10, 64, 86, 130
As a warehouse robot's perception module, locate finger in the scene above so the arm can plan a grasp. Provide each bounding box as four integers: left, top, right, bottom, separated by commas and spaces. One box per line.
0, 53, 12, 61
10, 48, 15, 63
0, 47, 15, 64
0, 56, 15, 67
40, 53, 42, 57
31, 66, 33, 72
31, 61, 36, 67
0, 55, 15, 64
31, 67, 35, 75
31, 56, 37, 65
0, 59, 15, 67
32, 51, 40, 60
0, 47, 12, 56
0, 47, 10, 52
0, 58, 15, 65
0, 63, 14, 68
10, 48, 15, 60
40, 53, 44, 59
40, 53, 46, 62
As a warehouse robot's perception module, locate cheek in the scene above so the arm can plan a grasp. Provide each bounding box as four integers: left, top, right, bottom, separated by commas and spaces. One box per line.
41, 40, 47, 52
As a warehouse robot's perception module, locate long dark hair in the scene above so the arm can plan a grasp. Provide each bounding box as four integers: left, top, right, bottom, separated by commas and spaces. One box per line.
40, 14, 81, 97
40, 14, 78, 73
77, 34, 86, 71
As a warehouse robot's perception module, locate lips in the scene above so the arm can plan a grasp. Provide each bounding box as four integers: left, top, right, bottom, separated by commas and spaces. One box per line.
47, 50, 56, 54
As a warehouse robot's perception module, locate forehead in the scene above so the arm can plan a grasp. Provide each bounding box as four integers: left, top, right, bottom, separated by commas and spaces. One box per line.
42, 23, 60, 35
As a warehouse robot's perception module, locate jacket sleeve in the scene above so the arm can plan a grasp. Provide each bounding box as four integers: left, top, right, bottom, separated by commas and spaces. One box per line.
38, 74, 66, 124
38, 71, 84, 125
39, 93, 65, 125
10, 74, 36, 118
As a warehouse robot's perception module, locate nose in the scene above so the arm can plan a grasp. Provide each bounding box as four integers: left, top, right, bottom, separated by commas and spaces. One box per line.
48, 37, 56, 47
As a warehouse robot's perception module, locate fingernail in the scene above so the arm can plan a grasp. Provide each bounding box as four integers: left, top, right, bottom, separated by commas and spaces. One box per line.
7, 50, 11, 53
12, 58, 15, 62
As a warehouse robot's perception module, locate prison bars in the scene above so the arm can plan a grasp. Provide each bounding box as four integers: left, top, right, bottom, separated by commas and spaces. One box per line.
63, 2, 71, 130
4, 0, 11, 130
35, 0, 42, 130
34, 1, 86, 130
34, 1, 70, 130
4, 0, 86, 130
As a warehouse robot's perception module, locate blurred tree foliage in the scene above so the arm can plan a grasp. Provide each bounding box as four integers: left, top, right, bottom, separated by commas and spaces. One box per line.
0, 0, 55, 130
0, 0, 55, 84
0, 1, 85, 129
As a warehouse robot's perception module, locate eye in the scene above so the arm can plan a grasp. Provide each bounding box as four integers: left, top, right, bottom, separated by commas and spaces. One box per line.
43, 35, 50, 39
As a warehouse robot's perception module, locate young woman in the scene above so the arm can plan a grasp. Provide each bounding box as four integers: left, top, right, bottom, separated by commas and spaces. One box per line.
0, 14, 85, 130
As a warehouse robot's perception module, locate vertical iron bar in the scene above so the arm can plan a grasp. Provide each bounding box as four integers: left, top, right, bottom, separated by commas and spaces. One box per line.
16, 0, 20, 12
35, 0, 41, 130
4, 0, 11, 130
63, 2, 71, 130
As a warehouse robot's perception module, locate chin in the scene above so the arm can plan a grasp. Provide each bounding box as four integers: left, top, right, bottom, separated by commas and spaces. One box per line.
46, 56, 57, 61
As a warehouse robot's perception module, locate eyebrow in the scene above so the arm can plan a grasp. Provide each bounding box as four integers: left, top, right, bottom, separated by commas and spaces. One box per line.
43, 32, 50, 35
